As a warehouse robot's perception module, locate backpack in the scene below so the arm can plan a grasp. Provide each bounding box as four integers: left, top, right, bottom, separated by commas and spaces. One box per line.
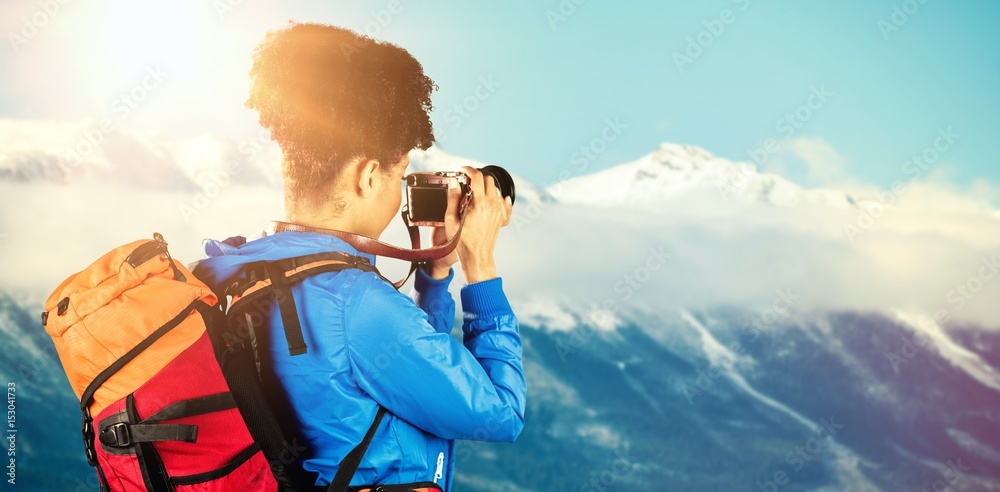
42, 233, 443, 492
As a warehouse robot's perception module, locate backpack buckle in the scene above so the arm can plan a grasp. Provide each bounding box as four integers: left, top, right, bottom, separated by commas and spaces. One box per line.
99, 422, 132, 447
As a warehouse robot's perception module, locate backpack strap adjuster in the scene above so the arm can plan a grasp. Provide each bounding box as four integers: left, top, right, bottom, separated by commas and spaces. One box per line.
99, 422, 132, 447
98, 421, 199, 448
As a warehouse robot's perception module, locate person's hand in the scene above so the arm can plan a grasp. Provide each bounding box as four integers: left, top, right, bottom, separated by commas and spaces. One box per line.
454, 166, 513, 283
424, 180, 463, 280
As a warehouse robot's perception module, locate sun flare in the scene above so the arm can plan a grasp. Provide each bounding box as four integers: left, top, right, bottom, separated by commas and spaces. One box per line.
96, 0, 211, 86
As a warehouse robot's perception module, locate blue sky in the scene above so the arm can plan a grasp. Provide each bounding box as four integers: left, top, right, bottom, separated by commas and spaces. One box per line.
2, 0, 998, 190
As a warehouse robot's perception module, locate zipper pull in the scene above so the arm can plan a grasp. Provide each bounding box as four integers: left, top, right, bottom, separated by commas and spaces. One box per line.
154, 233, 187, 282
434, 451, 444, 483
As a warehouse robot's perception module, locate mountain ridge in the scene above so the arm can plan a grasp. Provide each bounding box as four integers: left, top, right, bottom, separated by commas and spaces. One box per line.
549, 142, 859, 210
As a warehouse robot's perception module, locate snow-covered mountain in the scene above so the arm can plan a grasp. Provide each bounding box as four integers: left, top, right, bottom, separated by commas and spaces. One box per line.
550, 142, 857, 209
3, 290, 999, 491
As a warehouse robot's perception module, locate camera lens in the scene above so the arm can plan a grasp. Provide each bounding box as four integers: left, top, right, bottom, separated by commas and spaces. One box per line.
478, 165, 516, 205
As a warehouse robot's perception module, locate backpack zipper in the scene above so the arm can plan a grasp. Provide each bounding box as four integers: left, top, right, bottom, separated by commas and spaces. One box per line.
125, 233, 186, 281
126, 240, 164, 268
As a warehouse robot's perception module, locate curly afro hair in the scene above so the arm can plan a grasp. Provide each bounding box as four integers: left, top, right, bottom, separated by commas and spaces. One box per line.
246, 22, 437, 207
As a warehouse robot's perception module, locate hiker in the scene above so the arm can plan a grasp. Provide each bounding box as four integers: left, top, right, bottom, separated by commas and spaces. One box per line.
192, 23, 526, 491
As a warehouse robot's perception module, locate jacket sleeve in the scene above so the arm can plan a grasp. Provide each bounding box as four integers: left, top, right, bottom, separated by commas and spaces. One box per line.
408, 266, 456, 335
344, 270, 526, 442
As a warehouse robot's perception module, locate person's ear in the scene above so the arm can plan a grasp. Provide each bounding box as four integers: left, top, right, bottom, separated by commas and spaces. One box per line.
356, 158, 381, 198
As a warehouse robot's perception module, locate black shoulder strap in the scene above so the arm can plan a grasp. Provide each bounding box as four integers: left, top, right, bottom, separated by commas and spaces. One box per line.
243, 252, 388, 357
327, 406, 388, 492
264, 261, 308, 356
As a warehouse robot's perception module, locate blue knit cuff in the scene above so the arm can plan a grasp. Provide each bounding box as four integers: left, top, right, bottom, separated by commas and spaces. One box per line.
460, 277, 512, 318
414, 265, 454, 297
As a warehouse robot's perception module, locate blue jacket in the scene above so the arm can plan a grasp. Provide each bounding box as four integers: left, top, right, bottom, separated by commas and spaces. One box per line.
193, 231, 526, 491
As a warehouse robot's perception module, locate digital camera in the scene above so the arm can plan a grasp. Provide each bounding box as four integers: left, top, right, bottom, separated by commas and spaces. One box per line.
404, 165, 515, 227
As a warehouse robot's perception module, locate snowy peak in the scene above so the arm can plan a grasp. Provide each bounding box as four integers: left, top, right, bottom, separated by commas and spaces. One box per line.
549, 142, 856, 209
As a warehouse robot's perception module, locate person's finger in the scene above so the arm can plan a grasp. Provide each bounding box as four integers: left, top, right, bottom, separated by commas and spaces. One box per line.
502, 195, 513, 226
445, 180, 462, 221
461, 166, 485, 202
484, 174, 501, 204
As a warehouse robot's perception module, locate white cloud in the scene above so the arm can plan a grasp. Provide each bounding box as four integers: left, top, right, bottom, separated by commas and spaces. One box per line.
501, 192, 1000, 328
1, 126, 998, 330
0, 118, 281, 189
782, 137, 848, 186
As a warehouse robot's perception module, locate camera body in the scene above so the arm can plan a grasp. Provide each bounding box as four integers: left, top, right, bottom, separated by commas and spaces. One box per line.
404, 171, 470, 227
404, 165, 516, 227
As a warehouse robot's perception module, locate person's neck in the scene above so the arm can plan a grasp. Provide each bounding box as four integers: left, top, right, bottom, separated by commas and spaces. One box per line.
284, 204, 373, 238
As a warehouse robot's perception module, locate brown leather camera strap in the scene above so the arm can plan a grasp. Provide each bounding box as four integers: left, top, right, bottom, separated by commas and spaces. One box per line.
264, 195, 470, 289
